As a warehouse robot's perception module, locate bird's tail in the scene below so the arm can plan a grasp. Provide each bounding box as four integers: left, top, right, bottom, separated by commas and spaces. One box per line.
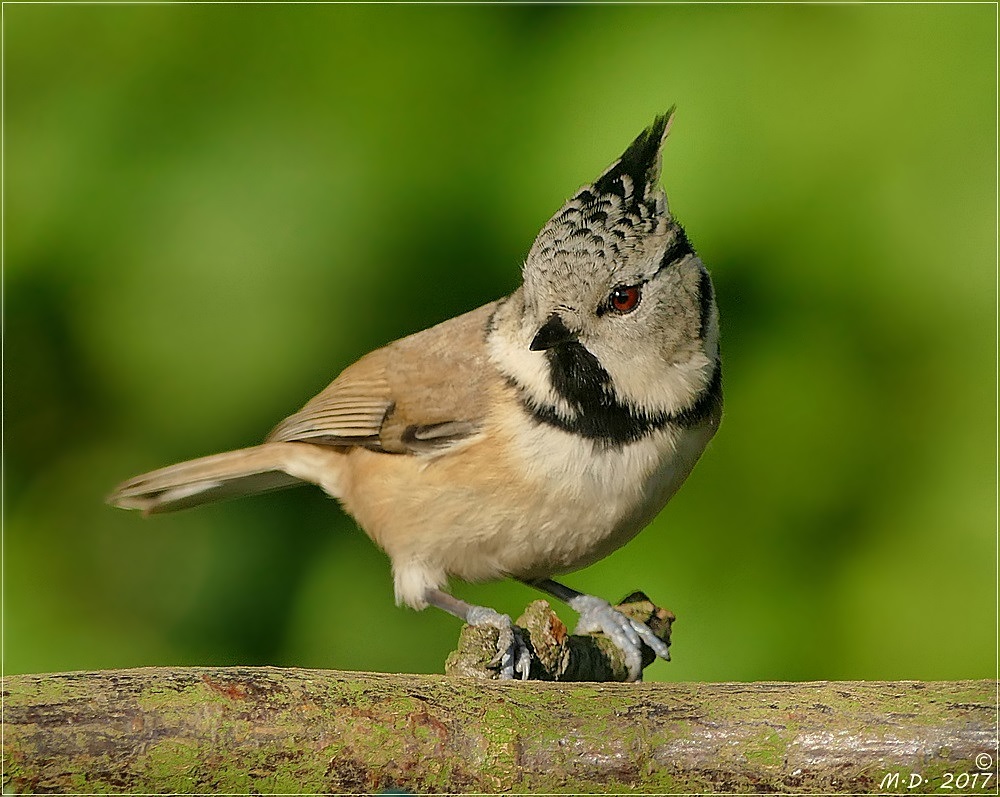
107, 442, 346, 515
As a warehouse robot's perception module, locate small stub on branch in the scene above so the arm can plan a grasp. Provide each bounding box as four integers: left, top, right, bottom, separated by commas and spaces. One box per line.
445, 592, 674, 681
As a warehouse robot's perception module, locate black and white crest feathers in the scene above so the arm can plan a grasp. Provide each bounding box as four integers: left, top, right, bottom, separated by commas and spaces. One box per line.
524, 110, 675, 283
592, 109, 673, 216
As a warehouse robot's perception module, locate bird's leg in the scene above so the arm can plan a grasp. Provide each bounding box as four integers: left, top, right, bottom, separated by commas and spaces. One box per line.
523, 578, 670, 682
424, 588, 532, 680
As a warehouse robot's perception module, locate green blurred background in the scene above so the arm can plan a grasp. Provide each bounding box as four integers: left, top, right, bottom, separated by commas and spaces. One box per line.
5, 5, 995, 682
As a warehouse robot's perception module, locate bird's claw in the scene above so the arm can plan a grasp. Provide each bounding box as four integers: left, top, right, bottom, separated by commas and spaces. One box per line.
466, 606, 532, 680
569, 594, 670, 681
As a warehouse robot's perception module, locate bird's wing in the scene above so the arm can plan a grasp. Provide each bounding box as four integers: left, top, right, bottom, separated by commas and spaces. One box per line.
266, 346, 394, 448
267, 301, 500, 454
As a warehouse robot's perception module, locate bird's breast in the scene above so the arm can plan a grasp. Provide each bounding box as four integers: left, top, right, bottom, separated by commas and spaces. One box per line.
337, 395, 714, 594
494, 405, 712, 576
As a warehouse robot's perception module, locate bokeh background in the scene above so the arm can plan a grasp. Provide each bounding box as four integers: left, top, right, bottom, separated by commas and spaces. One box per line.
5, 5, 995, 682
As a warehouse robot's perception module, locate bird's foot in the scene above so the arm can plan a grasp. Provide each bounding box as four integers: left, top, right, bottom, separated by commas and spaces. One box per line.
569, 594, 670, 682
465, 606, 532, 680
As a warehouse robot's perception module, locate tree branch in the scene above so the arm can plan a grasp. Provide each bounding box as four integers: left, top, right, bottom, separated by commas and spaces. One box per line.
4, 666, 994, 793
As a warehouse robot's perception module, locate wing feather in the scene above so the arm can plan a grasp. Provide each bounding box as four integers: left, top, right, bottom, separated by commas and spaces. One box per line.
267, 345, 393, 445
267, 302, 501, 454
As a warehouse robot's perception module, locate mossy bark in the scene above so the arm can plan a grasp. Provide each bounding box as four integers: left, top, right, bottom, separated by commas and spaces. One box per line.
3, 667, 994, 794
446, 596, 674, 681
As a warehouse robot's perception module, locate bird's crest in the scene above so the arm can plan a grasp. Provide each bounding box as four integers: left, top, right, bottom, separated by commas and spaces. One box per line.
525, 110, 676, 281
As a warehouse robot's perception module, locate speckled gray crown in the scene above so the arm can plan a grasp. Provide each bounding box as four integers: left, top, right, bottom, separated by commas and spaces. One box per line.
525, 110, 675, 281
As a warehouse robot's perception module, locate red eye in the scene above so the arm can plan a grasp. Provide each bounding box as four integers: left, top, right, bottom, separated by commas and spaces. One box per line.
609, 284, 641, 314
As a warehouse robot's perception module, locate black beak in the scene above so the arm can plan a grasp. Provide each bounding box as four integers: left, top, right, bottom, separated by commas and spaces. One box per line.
530, 313, 577, 351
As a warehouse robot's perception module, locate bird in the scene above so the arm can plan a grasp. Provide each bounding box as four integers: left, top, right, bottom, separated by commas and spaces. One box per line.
108, 109, 722, 681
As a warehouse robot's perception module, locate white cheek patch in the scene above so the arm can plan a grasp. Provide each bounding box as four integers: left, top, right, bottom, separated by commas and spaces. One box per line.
601, 346, 715, 419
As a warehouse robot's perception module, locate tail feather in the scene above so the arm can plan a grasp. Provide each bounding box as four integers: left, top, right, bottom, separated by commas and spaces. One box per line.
107, 442, 344, 514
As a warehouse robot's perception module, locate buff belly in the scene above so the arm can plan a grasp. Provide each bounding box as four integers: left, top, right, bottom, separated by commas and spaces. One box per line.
334, 412, 714, 609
